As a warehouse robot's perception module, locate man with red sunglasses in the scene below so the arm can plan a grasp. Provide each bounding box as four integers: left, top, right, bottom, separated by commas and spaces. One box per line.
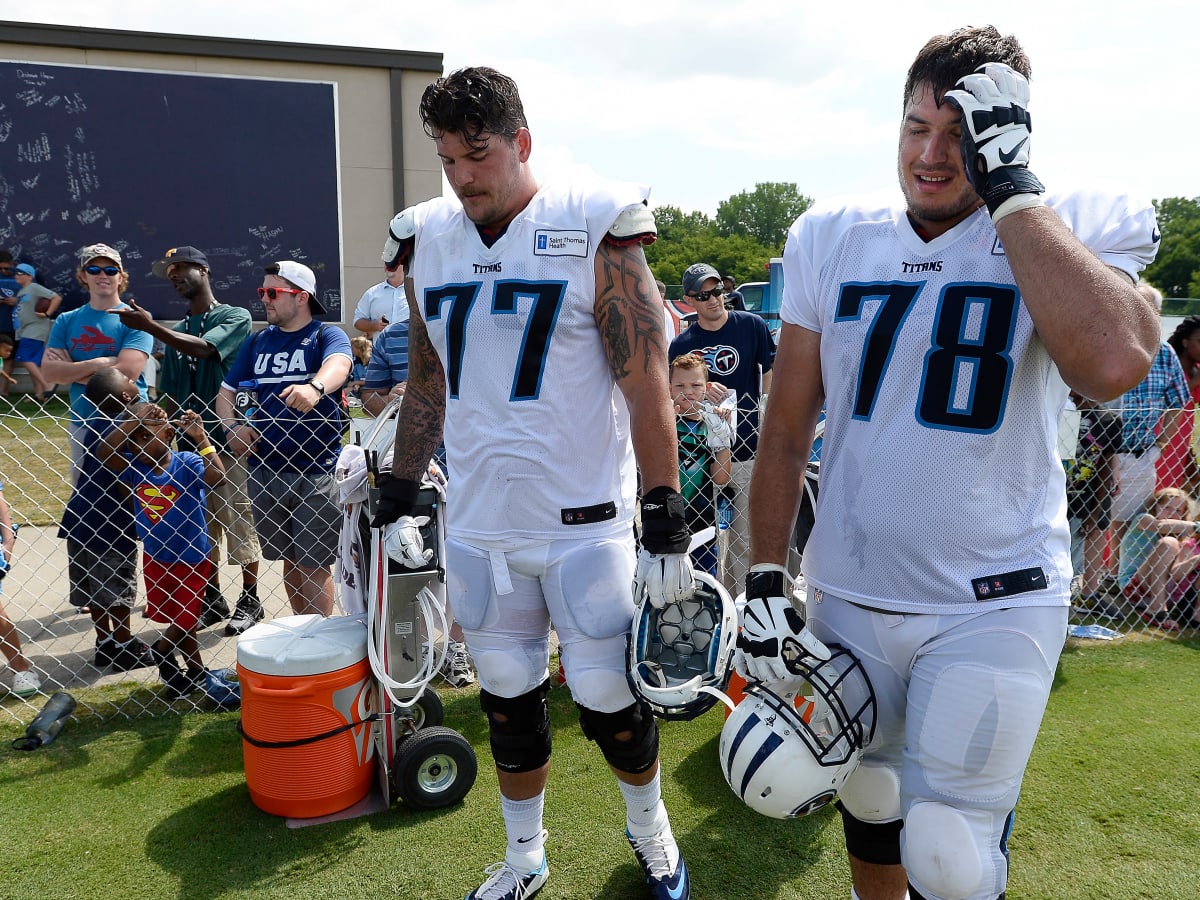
215, 260, 351, 617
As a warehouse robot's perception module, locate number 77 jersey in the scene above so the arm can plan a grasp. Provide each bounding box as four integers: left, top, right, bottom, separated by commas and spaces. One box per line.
782, 189, 1158, 613
406, 180, 651, 544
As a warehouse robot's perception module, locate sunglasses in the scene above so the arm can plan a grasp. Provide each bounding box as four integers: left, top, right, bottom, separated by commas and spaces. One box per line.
85, 265, 121, 276
257, 286, 306, 301
690, 287, 726, 302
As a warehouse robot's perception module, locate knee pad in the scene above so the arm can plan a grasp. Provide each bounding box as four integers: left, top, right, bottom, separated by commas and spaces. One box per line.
839, 763, 902, 823
577, 698, 659, 775
473, 646, 546, 699
904, 801, 984, 900
837, 802, 902, 866
479, 679, 552, 774
563, 639, 635, 713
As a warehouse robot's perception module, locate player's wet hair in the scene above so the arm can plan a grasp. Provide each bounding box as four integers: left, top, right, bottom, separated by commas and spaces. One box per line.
903, 25, 1030, 111
419, 66, 528, 150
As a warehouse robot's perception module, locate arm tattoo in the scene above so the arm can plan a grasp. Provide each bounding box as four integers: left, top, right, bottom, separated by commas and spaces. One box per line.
390, 312, 446, 480
594, 240, 667, 381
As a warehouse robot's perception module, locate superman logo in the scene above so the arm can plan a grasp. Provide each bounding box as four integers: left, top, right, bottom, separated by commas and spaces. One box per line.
134, 484, 179, 523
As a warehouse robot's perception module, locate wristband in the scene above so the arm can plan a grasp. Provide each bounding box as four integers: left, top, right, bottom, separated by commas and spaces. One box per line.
990, 192, 1044, 224
639, 485, 690, 555
198, 445, 216, 457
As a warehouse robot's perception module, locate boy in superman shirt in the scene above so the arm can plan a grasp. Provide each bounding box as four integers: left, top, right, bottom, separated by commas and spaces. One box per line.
97, 402, 225, 699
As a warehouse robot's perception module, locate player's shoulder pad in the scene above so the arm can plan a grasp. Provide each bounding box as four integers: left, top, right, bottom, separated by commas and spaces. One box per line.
604, 201, 657, 247
381, 207, 417, 268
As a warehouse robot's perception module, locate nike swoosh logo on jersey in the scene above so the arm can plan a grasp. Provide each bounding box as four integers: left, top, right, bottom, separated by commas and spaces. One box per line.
998, 137, 1028, 165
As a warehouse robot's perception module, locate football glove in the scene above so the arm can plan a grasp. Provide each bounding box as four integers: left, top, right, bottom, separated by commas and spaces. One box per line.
943, 62, 1045, 221
369, 476, 421, 529
701, 405, 733, 451
384, 516, 434, 569
734, 564, 830, 684
634, 485, 695, 608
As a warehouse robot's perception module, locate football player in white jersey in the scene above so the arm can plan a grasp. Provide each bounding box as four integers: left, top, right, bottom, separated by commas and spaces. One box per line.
371, 68, 694, 900
736, 26, 1160, 900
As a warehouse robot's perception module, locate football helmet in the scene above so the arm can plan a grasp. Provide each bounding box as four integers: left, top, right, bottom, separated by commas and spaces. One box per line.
628, 570, 736, 720
719, 644, 876, 818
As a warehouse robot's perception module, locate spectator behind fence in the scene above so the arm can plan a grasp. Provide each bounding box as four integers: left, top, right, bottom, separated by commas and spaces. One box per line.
670, 352, 731, 575
352, 263, 408, 336
57, 368, 150, 672
1, 477, 40, 697
216, 261, 351, 618
1108, 282, 1192, 576
360, 318, 409, 417
113, 245, 262, 636
0, 250, 18, 397
1118, 487, 1198, 632
0, 334, 17, 392
97, 403, 226, 698
349, 336, 371, 402
669, 261, 774, 595
1066, 393, 1123, 620
12, 263, 61, 402
721, 275, 746, 311
42, 244, 151, 482
1166, 314, 1200, 494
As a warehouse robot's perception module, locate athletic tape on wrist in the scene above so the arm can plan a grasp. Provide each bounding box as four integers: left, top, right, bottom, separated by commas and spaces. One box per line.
990, 192, 1045, 223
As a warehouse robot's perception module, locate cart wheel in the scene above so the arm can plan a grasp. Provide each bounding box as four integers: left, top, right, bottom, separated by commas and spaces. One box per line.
410, 686, 444, 729
392, 726, 478, 810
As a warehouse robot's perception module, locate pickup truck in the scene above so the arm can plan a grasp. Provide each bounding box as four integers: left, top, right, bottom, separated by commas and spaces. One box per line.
736, 257, 783, 338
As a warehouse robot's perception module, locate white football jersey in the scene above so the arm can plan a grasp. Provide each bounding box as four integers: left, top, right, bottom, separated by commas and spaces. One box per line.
783, 190, 1158, 613
409, 180, 648, 543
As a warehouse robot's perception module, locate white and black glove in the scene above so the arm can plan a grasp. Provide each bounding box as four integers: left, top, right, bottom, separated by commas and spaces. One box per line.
734, 563, 830, 684
943, 62, 1044, 223
633, 485, 695, 609
384, 516, 434, 569
370, 476, 433, 569
701, 405, 733, 452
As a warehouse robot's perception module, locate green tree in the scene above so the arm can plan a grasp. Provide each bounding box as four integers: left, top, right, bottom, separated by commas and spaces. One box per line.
1145, 197, 1200, 297
715, 182, 813, 252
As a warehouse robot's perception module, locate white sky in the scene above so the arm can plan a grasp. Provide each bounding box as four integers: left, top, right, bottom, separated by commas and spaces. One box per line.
2, 1, 1197, 214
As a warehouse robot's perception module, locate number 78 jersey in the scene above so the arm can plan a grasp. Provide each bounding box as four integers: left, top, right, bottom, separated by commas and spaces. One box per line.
783, 190, 1158, 612
408, 181, 650, 543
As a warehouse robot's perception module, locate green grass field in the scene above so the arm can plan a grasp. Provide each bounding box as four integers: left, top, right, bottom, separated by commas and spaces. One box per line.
2, 635, 1198, 899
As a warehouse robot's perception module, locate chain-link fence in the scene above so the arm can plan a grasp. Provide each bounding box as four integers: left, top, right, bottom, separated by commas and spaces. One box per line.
1, 395, 1195, 724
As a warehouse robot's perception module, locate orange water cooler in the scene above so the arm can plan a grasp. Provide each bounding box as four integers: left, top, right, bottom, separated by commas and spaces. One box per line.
237, 614, 376, 818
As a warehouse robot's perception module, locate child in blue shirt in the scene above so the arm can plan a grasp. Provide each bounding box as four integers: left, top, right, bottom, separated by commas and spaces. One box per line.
98, 402, 225, 699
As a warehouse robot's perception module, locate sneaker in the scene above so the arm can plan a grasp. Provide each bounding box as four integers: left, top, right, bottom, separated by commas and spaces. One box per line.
94, 637, 118, 668
164, 669, 206, 701
200, 586, 232, 629
108, 638, 152, 672
224, 590, 265, 637
148, 643, 181, 682
466, 858, 549, 900
442, 640, 476, 688
11, 669, 41, 697
627, 828, 690, 900
1086, 597, 1124, 623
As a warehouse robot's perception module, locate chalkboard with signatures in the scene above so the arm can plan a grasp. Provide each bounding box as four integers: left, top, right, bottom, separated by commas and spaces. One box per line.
0, 59, 342, 321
